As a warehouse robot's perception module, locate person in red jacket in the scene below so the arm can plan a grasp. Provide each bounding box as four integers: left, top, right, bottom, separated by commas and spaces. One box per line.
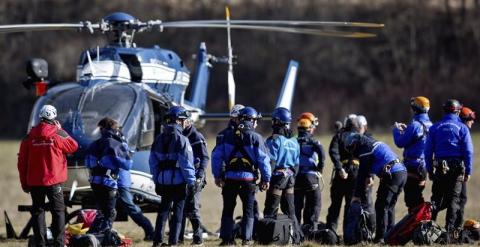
17, 104, 78, 247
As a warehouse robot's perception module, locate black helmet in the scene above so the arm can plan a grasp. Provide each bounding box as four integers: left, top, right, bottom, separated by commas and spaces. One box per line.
443, 99, 462, 113
166, 106, 190, 122
239, 107, 261, 121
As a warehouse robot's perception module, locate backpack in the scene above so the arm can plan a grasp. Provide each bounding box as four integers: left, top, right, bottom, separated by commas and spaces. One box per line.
384, 202, 432, 245
69, 234, 101, 247
412, 220, 443, 245
255, 215, 303, 245
310, 228, 339, 245
343, 201, 374, 245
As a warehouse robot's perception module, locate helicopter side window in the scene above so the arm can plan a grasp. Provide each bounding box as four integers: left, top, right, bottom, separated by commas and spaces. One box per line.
119, 54, 142, 82
138, 98, 155, 149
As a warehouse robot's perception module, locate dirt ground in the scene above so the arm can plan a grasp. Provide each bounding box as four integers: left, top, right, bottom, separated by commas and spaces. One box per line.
0, 133, 479, 246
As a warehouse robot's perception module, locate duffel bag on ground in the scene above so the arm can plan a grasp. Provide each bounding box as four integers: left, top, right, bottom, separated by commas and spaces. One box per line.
384, 201, 432, 245
255, 214, 303, 245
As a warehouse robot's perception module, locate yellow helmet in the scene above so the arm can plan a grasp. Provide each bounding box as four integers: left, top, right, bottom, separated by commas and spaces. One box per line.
410, 96, 430, 113
464, 219, 480, 229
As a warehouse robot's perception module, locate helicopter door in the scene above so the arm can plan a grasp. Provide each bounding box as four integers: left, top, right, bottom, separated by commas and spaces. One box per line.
119, 54, 142, 82
138, 98, 155, 149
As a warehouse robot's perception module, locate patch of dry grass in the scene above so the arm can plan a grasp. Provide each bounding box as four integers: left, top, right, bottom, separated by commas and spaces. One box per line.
0, 132, 479, 246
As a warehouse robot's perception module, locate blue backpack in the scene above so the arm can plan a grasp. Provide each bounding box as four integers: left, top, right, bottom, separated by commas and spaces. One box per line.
344, 201, 374, 245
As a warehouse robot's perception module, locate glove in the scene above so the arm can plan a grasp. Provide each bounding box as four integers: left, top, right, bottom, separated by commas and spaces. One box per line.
259, 181, 269, 192
215, 178, 225, 188
22, 186, 30, 193
187, 183, 197, 196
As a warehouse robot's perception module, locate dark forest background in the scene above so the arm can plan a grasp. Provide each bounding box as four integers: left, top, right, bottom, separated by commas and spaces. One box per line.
0, 0, 479, 137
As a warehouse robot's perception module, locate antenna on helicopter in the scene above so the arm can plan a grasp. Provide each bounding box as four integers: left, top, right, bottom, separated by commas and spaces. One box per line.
226, 6, 236, 111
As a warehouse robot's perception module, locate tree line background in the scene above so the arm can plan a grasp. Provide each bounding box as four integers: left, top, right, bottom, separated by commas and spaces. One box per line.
0, 0, 479, 138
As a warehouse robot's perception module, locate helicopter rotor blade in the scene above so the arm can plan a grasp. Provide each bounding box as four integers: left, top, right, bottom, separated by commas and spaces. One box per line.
0, 23, 100, 34
226, 6, 236, 110
161, 20, 384, 28
159, 23, 378, 38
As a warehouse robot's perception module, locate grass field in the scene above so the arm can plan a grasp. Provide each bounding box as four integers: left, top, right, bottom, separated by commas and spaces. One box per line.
0, 133, 479, 246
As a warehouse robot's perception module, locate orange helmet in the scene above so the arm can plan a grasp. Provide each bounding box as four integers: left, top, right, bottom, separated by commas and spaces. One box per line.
464, 219, 480, 230
297, 112, 318, 128
460, 107, 476, 121
410, 96, 430, 113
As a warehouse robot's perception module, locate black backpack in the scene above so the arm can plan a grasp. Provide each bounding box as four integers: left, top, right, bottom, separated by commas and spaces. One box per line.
412, 220, 443, 245
310, 228, 339, 245
255, 215, 303, 245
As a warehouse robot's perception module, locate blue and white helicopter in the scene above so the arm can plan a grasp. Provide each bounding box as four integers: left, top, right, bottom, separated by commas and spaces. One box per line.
1, 10, 382, 238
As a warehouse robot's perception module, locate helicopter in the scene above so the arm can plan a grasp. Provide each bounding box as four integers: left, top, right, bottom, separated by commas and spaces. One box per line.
1, 9, 383, 239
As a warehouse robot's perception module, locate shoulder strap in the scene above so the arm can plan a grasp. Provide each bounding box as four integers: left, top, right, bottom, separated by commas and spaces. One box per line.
413, 120, 429, 141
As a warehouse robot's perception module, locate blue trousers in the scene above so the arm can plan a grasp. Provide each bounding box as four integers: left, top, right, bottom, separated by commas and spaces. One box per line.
220, 180, 256, 242
117, 187, 154, 236
154, 184, 187, 245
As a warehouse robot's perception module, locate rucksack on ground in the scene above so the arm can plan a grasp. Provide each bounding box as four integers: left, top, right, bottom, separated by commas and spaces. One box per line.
255, 215, 303, 245
463, 219, 480, 241
412, 220, 443, 245
384, 201, 432, 245
309, 228, 339, 245
343, 201, 374, 245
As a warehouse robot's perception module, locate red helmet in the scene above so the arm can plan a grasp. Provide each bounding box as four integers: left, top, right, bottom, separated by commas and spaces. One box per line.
460, 107, 476, 121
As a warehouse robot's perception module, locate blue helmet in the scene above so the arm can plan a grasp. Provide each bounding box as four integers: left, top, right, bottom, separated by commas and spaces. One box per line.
166, 106, 191, 122
239, 107, 261, 121
272, 107, 292, 125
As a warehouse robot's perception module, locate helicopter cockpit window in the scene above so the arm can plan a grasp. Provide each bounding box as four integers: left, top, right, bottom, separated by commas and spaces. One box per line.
81, 85, 136, 140
39, 87, 84, 126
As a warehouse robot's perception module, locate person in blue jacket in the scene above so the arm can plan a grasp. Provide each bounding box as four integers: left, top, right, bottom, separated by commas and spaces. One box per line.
85, 117, 133, 234
392, 96, 432, 211
212, 106, 271, 246
149, 106, 196, 247
177, 115, 209, 245
346, 133, 407, 243
294, 112, 325, 227
263, 107, 300, 224
116, 134, 154, 241
425, 99, 474, 232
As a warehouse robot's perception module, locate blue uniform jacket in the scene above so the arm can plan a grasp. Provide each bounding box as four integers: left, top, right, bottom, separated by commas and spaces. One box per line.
211, 126, 271, 182
149, 124, 196, 185
354, 135, 406, 197
266, 134, 300, 176
296, 132, 324, 174
425, 114, 474, 175
85, 129, 133, 189
392, 113, 432, 168
183, 125, 209, 179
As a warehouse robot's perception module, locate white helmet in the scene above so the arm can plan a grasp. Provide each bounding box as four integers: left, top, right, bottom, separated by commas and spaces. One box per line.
343, 114, 357, 126
230, 104, 245, 118
39, 105, 57, 120
357, 115, 368, 126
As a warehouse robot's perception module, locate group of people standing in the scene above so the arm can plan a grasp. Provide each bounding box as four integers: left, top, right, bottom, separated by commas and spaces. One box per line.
17, 95, 475, 247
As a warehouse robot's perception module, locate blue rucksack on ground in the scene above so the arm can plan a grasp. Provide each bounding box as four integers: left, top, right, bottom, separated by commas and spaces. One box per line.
343, 201, 374, 245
